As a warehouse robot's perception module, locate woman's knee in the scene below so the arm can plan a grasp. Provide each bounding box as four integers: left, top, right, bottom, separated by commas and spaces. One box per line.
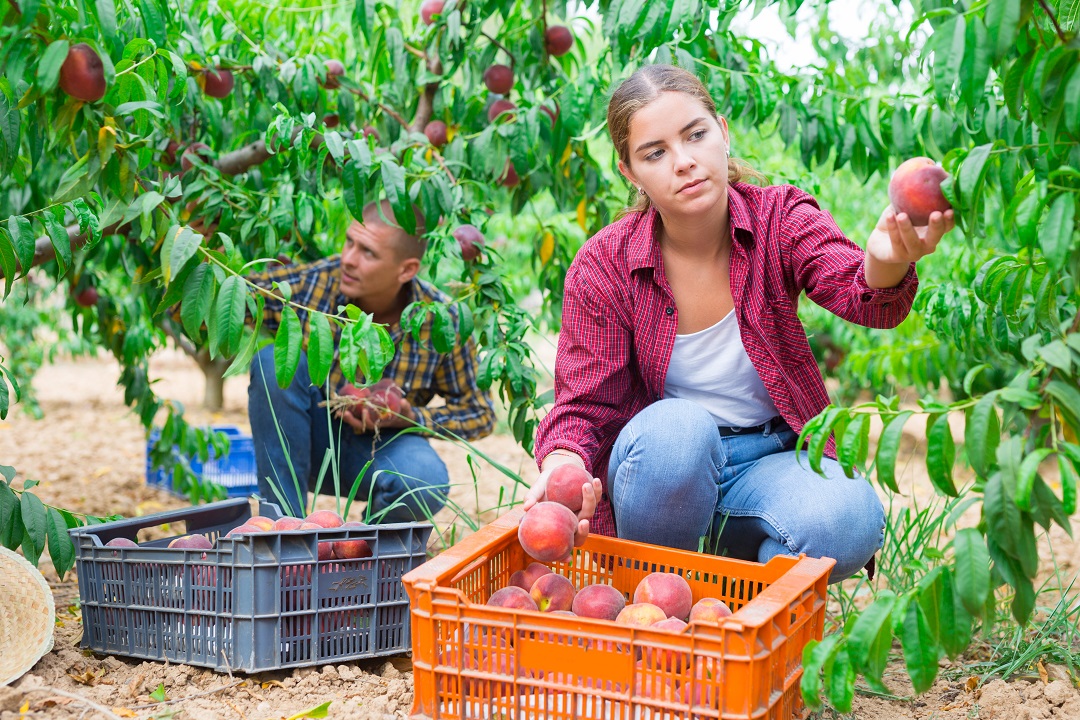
614, 399, 720, 467
805, 469, 884, 581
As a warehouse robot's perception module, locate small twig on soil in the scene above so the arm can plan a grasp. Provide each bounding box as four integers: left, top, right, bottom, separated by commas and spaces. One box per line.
19, 687, 126, 720
126, 679, 244, 710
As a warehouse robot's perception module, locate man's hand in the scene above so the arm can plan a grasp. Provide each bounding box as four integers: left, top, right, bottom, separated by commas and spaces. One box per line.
524, 455, 603, 547
338, 382, 417, 433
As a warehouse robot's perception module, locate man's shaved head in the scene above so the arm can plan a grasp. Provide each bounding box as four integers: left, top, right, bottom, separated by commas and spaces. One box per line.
357, 199, 427, 260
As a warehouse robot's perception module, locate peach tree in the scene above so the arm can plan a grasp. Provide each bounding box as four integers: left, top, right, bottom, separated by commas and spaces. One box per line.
0, 0, 1077, 706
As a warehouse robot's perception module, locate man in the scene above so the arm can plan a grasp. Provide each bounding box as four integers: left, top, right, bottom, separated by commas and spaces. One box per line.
247, 199, 495, 520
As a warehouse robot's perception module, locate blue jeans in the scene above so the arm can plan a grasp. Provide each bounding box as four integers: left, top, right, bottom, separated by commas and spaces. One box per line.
247, 345, 450, 522
608, 399, 884, 582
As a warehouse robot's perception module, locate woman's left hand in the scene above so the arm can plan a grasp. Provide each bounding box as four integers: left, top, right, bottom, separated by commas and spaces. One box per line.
866, 206, 955, 265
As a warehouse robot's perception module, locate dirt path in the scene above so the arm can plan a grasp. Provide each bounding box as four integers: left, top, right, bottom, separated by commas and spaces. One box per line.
1, 352, 1078, 719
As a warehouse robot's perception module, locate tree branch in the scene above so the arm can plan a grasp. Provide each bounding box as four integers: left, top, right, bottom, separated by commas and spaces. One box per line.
1037, 0, 1068, 43
410, 55, 443, 133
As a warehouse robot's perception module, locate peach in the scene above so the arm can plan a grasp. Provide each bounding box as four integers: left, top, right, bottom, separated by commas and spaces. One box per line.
322, 59, 345, 89
544, 464, 591, 513
59, 43, 106, 102
367, 379, 404, 416
572, 583, 626, 621
452, 224, 484, 262
545, 25, 574, 56
530, 573, 576, 612
419, 0, 443, 25
298, 521, 334, 560
500, 160, 519, 188
334, 521, 372, 560
104, 538, 137, 548
482, 64, 513, 94
508, 562, 551, 592
634, 660, 678, 701
615, 603, 666, 628
202, 68, 234, 98
180, 142, 211, 173
272, 516, 305, 531
887, 157, 952, 226
487, 98, 516, 122
246, 515, 275, 531
305, 510, 344, 528
646, 617, 690, 672
517, 501, 577, 563
486, 586, 538, 611
224, 524, 263, 538
424, 119, 448, 148
168, 534, 213, 550
634, 572, 693, 622
681, 657, 722, 708
689, 597, 733, 624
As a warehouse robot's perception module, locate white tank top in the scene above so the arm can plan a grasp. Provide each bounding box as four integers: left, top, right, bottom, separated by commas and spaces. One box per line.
663, 310, 779, 427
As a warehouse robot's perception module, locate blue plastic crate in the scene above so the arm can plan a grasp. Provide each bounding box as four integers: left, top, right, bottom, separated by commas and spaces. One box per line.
146, 425, 259, 498
69, 497, 433, 673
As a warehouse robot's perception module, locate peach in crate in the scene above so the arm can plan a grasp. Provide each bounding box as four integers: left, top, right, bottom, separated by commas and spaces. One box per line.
403, 508, 833, 720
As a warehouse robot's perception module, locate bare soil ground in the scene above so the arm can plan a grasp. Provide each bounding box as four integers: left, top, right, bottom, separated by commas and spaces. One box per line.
1, 351, 1078, 719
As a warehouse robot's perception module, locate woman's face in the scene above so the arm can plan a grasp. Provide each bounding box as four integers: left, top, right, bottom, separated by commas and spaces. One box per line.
617, 91, 731, 217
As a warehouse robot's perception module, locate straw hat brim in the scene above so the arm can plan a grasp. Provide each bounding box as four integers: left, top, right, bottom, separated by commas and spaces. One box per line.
0, 546, 55, 687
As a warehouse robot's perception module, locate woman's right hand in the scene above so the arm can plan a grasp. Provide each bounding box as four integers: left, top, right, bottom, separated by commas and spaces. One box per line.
524, 454, 604, 547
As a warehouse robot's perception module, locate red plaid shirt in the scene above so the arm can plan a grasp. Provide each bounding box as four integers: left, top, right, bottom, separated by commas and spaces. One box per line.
535, 182, 918, 537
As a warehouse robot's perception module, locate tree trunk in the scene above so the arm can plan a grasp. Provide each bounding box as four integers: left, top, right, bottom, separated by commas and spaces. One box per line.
196, 350, 231, 412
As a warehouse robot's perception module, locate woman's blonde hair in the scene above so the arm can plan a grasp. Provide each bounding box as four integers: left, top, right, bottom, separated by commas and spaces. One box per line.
607, 64, 764, 213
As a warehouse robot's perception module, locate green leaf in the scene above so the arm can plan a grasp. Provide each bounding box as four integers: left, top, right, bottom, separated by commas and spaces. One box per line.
939, 568, 972, 659
42, 208, 71, 277
0, 481, 23, 549
987, 441, 1023, 557
36, 40, 70, 94
1039, 194, 1076, 271
431, 304, 455, 354
457, 302, 474, 342
953, 528, 990, 616
285, 701, 332, 720
308, 313, 334, 389
137, 0, 167, 45
94, 0, 119, 44
7, 215, 35, 278
1060, 452, 1078, 516
800, 634, 842, 712
824, 646, 855, 713
900, 598, 940, 694
341, 159, 365, 221
933, 15, 966, 102
1012, 576, 1036, 624
166, 226, 203, 284
0, 230, 16, 295
45, 507, 75, 579
150, 683, 167, 703
19, 491, 47, 561
926, 413, 958, 496
845, 590, 896, 681
957, 143, 993, 212
808, 407, 843, 474
274, 307, 302, 389
181, 263, 215, 341
874, 411, 912, 493
965, 392, 1000, 478
380, 160, 414, 235
1047, 381, 1080, 437
223, 299, 264, 380
985, 0, 1021, 61
960, 18, 990, 108
215, 275, 248, 357
1016, 448, 1052, 512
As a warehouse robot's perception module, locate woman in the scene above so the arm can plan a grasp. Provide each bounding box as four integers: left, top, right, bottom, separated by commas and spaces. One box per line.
525, 65, 954, 582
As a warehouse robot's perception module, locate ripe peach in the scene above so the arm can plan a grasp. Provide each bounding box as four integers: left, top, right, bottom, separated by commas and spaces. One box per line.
634, 572, 693, 622
420, 0, 444, 25
545, 25, 574, 56
168, 534, 213, 550
615, 602, 666, 628
272, 516, 305, 531
202, 68, 235, 98
571, 583, 626, 621
73, 287, 99, 307
517, 501, 577, 563
887, 157, 952, 226
530, 573, 576, 612
487, 586, 539, 611
367, 379, 404, 416
333, 521, 372, 560
508, 562, 551, 592
424, 119, 448, 148
500, 160, 519, 188
305, 510, 344, 528
322, 113, 340, 128
180, 142, 211, 172
483, 64, 513, 94
681, 657, 722, 708
645, 617, 691, 672
362, 125, 380, 141
544, 464, 591, 513
246, 516, 275, 531
297, 521, 334, 560
487, 98, 516, 122
540, 102, 559, 128
322, 59, 345, 89
59, 43, 106, 102
225, 524, 264, 538
689, 597, 733, 624
105, 538, 137, 548
162, 139, 181, 166
634, 659, 678, 701
452, 224, 485, 262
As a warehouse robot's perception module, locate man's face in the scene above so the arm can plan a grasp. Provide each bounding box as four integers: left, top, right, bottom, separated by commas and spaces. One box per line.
338, 220, 410, 303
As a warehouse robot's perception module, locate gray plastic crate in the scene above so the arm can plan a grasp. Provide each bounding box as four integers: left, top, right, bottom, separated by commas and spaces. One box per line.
69, 497, 432, 673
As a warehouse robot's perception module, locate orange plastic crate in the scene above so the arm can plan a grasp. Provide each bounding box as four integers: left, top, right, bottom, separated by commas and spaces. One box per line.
403, 508, 833, 720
